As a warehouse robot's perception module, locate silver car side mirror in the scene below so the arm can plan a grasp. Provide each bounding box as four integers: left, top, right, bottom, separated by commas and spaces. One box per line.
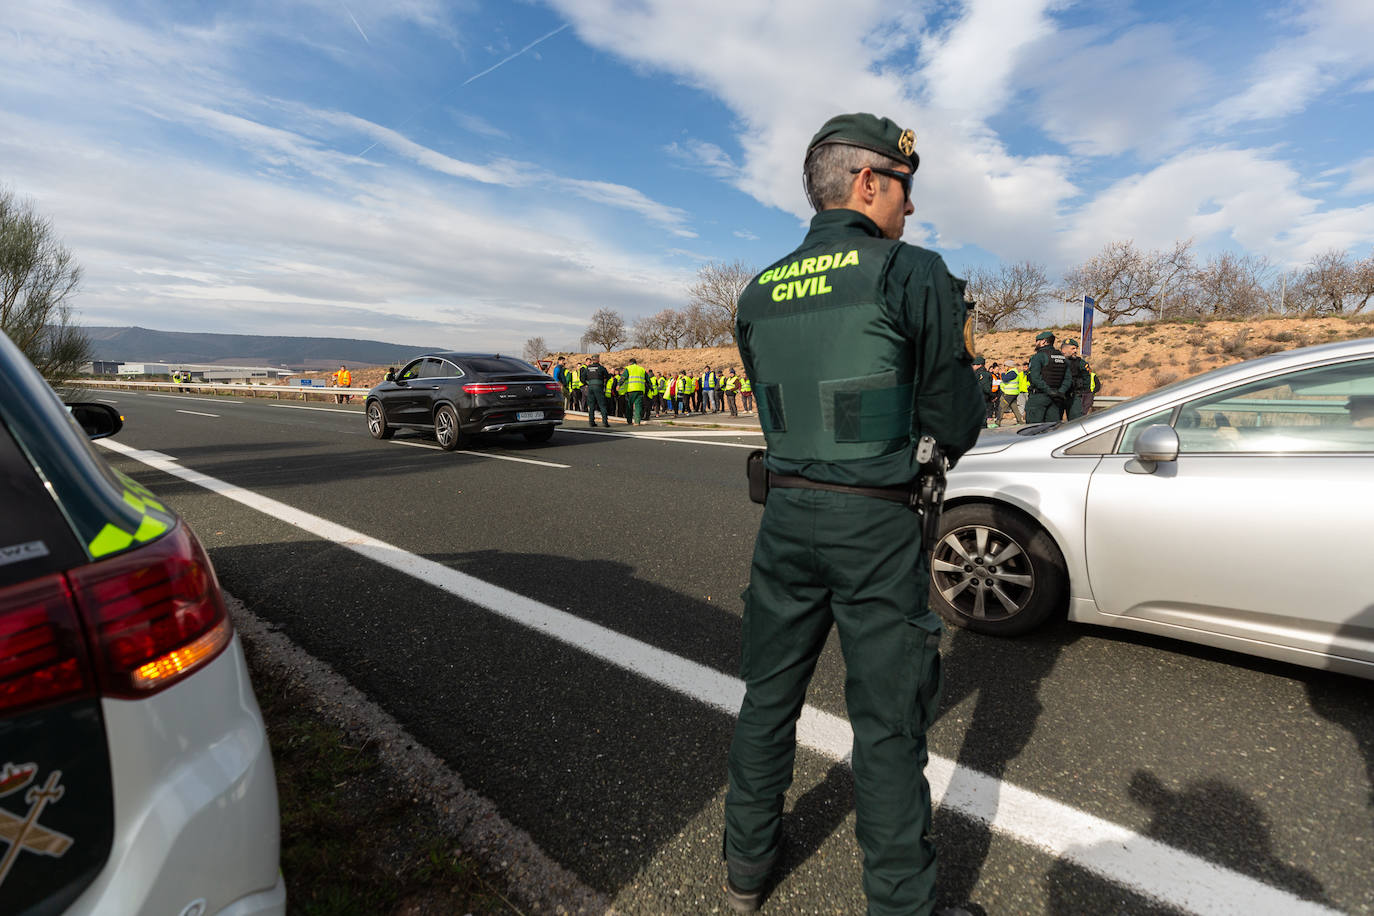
1128, 423, 1179, 474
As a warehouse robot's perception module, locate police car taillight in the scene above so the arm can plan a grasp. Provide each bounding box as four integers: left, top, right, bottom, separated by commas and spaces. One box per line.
69, 523, 232, 699
0, 575, 94, 715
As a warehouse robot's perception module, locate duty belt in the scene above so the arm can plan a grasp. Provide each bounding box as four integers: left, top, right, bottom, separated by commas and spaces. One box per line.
767, 472, 916, 506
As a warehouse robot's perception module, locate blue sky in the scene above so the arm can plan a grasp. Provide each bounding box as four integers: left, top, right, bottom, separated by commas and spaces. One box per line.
3, 0, 1373, 352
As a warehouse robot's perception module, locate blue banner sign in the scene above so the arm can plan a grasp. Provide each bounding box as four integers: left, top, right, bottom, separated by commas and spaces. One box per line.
1081, 296, 1095, 358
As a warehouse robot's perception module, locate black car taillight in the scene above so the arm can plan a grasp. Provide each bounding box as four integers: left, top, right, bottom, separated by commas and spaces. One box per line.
463, 383, 508, 394
0, 574, 94, 715
69, 523, 232, 698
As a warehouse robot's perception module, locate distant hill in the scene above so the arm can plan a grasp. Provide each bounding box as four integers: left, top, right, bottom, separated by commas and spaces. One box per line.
82, 326, 431, 370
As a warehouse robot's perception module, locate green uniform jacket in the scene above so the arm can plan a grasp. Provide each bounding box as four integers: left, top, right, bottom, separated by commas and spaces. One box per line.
1028, 347, 1072, 398
735, 208, 983, 487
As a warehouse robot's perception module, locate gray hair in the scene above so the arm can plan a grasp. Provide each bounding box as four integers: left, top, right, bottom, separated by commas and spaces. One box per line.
804, 143, 905, 210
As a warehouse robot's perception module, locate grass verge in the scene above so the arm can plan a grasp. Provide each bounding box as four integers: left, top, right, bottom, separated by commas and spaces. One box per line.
246, 649, 521, 916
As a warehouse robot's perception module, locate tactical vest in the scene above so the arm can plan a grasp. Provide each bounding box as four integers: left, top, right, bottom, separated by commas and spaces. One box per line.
624, 364, 647, 392
737, 235, 914, 462
1037, 349, 1067, 391
741, 378, 752, 393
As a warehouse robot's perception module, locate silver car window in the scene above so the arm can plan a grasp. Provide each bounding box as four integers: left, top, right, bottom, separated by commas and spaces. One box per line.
1175, 357, 1374, 453
1117, 408, 1174, 454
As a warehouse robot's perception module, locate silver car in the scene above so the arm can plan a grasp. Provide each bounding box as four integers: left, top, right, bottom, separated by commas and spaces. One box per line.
929, 336, 1374, 680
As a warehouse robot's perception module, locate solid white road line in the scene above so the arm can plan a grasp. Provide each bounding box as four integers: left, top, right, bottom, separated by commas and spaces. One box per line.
389, 438, 569, 468
175, 409, 220, 418
96, 437, 1342, 916
146, 393, 244, 403
561, 428, 759, 449
96, 398, 119, 403
267, 403, 362, 414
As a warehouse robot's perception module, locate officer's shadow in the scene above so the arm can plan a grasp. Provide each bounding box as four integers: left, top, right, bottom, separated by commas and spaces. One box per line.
935, 620, 1077, 907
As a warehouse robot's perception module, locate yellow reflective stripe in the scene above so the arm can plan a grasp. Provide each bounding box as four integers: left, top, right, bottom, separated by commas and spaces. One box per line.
89, 524, 135, 558
88, 488, 175, 558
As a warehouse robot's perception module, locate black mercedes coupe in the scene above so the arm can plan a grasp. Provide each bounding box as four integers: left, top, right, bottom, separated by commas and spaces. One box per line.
365, 352, 565, 449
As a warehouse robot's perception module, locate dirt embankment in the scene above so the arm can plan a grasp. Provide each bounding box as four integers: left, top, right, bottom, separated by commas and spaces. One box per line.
301, 316, 1374, 398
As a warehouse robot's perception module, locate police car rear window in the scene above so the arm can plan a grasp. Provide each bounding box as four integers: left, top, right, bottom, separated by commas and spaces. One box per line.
0, 420, 85, 587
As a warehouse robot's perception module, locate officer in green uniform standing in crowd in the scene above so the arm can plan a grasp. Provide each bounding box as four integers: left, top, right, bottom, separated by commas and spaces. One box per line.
1025, 331, 1071, 423
725, 112, 982, 916
1061, 339, 1089, 420
580, 355, 611, 428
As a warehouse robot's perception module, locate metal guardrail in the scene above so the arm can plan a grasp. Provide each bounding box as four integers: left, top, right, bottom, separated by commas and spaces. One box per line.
64, 379, 364, 403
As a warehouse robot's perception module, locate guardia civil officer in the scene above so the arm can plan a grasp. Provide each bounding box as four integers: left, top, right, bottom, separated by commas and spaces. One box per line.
580, 355, 611, 428
1025, 331, 1071, 423
725, 113, 982, 916
1061, 339, 1089, 420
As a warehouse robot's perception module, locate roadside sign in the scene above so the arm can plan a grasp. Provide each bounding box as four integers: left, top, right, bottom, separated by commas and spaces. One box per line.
1081, 297, 1095, 358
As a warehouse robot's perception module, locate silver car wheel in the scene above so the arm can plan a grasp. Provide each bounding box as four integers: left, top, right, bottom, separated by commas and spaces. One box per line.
435, 405, 460, 450
932, 524, 1036, 621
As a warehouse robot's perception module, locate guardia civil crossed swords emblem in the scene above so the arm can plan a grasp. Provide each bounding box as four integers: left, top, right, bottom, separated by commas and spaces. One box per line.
0, 761, 73, 889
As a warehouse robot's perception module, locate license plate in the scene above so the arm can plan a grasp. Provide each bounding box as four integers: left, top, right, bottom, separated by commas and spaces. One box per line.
517, 411, 544, 421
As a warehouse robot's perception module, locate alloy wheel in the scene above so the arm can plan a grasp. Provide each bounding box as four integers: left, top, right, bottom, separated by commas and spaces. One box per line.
931, 524, 1036, 621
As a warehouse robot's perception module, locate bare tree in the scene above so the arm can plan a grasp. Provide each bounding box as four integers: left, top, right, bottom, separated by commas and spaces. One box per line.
964, 261, 1051, 331
687, 259, 755, 345
522, 336, 548, 362
1062, 239, 1195, 325
584, 307, 627, 351
682, 301, 729, 347
1, 187, 90, 378
657, 308, 688, 349
1186, 252, 1274, 317
1288, 248, 1374, 315
631, 313, 667, 349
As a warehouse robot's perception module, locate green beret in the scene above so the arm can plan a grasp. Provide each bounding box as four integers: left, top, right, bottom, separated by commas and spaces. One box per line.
1064, 338, 1079, 347
972, 354, 986, 365
1035, 331, 1055, 342
808, 113, 919, 172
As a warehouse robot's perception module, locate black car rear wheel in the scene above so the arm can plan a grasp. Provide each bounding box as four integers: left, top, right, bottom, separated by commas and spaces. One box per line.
366, 400, 393, 440
435, 404, 463, 451
522, 426, 555, 443
928, 503, 1065, 636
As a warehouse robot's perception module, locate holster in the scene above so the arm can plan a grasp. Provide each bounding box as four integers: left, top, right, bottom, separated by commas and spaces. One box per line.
747, 449, 769, 505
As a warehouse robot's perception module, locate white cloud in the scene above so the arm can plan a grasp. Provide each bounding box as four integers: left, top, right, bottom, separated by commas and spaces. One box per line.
1345, 156, 1374, 194
548, 0, 1083, 261
1061, 147, 1374, 267
917, 0, 1060, 122
1016, 23, 1211, 157
1213, 0, 1374, 125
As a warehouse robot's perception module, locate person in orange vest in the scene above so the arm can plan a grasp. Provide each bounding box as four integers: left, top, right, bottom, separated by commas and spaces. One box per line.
334, 365, 352, 403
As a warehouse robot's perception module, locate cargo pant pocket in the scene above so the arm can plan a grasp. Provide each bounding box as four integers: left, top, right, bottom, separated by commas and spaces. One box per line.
900, 628, 943, 739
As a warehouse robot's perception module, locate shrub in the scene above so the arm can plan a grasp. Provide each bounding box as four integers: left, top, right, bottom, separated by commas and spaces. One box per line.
1187, 359, 1202, 374
1221, 328, 1251, 355
1136, 353, 1159, 369
1151, 370, 1180, 386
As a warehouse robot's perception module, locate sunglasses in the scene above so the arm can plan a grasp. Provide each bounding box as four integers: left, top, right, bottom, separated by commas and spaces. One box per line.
851, 166, 912, 202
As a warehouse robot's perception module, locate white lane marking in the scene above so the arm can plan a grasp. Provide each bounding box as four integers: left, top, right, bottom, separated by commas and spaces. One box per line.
97, 437, 1343, 916
146, 393, 244, 404
176, 409, 220, 418
96, 398, 119, 404
562, 428, 759, 449
267, 403, 361, 414
389, 438, 569, 468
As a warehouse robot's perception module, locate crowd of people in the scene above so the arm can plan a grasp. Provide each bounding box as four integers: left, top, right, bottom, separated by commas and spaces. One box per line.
971, 331, 1102, 428
548, 355, 755, 425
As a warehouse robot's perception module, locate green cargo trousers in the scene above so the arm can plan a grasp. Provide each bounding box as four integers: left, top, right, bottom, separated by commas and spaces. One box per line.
725, 487, 943, 915
1023, 391, 1062, 424
628, 390, 646, 424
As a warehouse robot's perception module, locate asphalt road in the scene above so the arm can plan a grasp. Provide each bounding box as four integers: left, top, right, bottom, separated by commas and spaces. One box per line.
90, 389, 1373, 914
